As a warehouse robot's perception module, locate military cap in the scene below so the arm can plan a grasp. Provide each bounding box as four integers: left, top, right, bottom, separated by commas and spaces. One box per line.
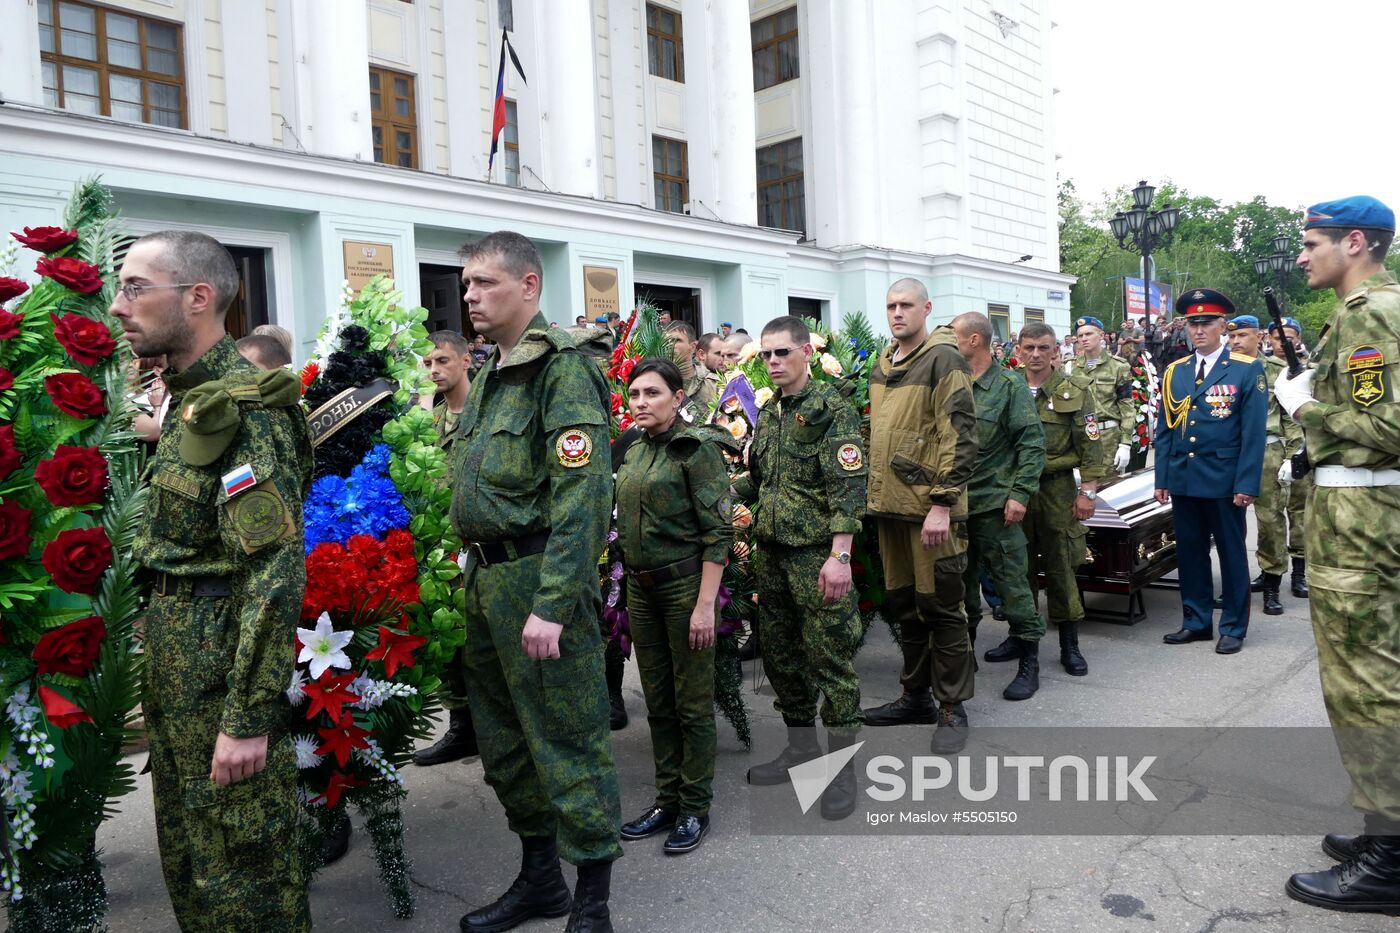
721, 321, 732, 327
179, 383, 242, 466
1074, 315, 1105, 331
595, 315, 608, 324
1227, 314, 1260, 331
1304, 196, 1395, 233
1175, 288, 1235, 319
1266, 316, 1302, 335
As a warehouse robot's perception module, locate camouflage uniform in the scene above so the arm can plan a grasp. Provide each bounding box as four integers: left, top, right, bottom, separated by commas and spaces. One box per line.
1069, 352, 1136, 450
615, 424, 733, 816
449, 313, 622, 865
431, 397, 471, 712
1293, 270, 1400, 822
680, 359, 719, 417
962, 366, 1047, 645
137, 336, 312, 933
1256, 354, 1308, 575
742, 379, 865, 728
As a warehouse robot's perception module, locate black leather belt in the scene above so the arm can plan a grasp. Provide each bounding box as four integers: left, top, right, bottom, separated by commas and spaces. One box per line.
629, 555, 704, 590
465, 531, 551, 567
152, 571, 233, 599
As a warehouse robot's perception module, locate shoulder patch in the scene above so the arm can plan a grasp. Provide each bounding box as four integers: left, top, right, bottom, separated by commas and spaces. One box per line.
224, 480, 294, 554
836, 442, 863, 471
1084, 413, 1100, 440
555, 428, 593, 467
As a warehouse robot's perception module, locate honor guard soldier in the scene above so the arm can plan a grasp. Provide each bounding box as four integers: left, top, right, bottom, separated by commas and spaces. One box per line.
1274, 196, 1400, 914
1265, 316, 1311, 599
1069, 315, 1137, 474
112, 231, 313, 932
1155, 289, 1267, 654
451, 232, 621, 933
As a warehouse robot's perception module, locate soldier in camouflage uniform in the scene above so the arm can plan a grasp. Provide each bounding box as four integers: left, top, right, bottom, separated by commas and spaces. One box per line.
614, 359, 732, 853
111, 231, 312, 932
1013, 323, 1107, 677
740, 315, 865, 821
1274, 197, 1400, 914
1069, 316, 1136, 475
450, 232, 620, 933
1266, 317, 1312, 599
950, 313, 1047, 701
666, 320, 719, 416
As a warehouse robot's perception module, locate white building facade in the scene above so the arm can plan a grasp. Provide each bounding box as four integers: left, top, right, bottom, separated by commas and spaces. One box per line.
0, 0, 1073, 356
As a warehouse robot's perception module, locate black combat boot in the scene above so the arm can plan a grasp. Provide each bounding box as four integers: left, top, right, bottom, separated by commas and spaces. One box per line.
862, 689, 936, 726
414, 706, 479, 766
1250, 571, 1267, 593
460, 836, 572, 933
1261, 573, 1284, 615
820, 729, 860, 821
323, 807, 352, 866
747, 721, 822, 785
564, 860, 614, 933
983, 636, 1019, 663
1323, 833, 1372, 863
1003, 639, 1040, 701
1057, 621, 1088, 676
1287, 829, 1400, 914
1291, 556, 1310, 598
604, 644, 628, 731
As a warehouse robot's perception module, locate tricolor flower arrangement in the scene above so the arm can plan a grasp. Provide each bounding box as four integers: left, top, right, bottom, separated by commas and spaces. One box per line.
291, 277, 461, 919
0, 180, 145, 932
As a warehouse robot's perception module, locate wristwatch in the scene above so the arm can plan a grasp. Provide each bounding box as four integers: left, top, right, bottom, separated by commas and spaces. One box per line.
830, 550, 852, 564
1077, 488, 1098, 501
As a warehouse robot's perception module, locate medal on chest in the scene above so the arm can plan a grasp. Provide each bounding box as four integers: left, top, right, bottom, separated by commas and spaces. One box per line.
1205, 383, 1237, 418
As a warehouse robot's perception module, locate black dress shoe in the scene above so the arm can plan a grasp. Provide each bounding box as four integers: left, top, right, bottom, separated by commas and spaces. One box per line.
1215, 635, 1244, 654
1163, 628, 1213, 645
663, 815, 710, 854
862, 691, 936, 726
620, 806, 676, 841
1324, 833, 1372, 862
323, 813, 351, 866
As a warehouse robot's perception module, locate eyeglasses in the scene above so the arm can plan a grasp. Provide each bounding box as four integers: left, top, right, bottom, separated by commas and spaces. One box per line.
758, 345, 804, 361
118, 282, 196, 302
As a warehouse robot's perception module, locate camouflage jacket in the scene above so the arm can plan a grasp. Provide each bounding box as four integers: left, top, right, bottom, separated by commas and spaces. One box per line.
432, 396, 462, 450
1295, 270, 1400, 469
968, 364, 1046, 515
615, 423, 734, 570
743, 378, 866, 546
135, 335, 313, 738
1030, 367, 1108, 482
1261, 355, 1304, 453
680, 361, 718, 415
449, 312, 612, 625
1068, 352, 1136, 448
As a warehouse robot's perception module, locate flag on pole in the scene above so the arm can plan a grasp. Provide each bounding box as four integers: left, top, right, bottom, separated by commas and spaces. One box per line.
488, 29, 528, 176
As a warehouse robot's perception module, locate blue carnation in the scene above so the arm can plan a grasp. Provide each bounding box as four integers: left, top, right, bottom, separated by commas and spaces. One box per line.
303, 443, 410, 553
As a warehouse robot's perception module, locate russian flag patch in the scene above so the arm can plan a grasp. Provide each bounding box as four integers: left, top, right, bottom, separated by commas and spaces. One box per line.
222, 463, 257, 498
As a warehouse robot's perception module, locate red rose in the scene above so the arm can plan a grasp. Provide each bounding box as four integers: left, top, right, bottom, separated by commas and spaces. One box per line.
42, 527, 113, 594
0, 425, 20, 481
13, 226, 78, 253
51, 314, 116, 366
32, 615, 107, 677
38, 685, 92, 728
0, 368, 12, 394
0, 499, 33, 560
34, 445, 108, 507
45, 372, 107, 419
0, 277, 28, 304
0, 308, 23, 339
35, 256, 103, 295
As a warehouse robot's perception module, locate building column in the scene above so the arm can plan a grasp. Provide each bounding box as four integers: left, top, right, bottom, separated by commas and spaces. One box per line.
0, 0, 42, 107
223, 0, 273, 146
535, 0, 600, 198
694, 0, 757, 225
833, 0, 879, 246
292, 0, 373, 161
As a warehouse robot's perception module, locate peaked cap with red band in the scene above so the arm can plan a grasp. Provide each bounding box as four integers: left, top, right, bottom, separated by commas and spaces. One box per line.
1174, 287, 1235, 320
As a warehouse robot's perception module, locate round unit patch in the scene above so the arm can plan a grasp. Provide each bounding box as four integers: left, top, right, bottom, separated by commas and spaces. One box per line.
1084, 414, 1101, 440
556, 429, 593, 468
837, 442, 863, 471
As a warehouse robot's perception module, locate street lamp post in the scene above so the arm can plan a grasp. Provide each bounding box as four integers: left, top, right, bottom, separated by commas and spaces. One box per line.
1109, 180, 1180, 353
1254, 234, 1295, 313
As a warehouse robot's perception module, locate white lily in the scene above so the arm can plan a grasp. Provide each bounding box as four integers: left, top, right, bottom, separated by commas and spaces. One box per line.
295, 612, 354, 681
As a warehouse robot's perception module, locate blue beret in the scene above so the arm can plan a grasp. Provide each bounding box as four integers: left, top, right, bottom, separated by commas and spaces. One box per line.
1175, 288, 1235, 319
594, 315, 608, 323
1227, 314, 1260, 331
1267, 316, 1302, 334
1074, 316, 1105, 331
1304, 196, 1395, 233
721, 321, 732, 327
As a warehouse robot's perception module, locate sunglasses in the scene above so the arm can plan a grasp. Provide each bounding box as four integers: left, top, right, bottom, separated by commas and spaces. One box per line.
759, 345, 805, 361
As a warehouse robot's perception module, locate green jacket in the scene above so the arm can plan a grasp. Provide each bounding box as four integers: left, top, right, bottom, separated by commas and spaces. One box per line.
1031, 367, 1108, 482
1070, 352, 1135, 448
135, 335, 313, 738
968, 364, 1046, 515
1261, 355, 1304, 453
744, 378, 866, 546
615, 423, 733, 571
866, 326, 978, 520
449, 312, 612, 626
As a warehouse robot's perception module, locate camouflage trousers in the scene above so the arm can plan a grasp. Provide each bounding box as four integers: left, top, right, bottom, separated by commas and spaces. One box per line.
963, 507, 1045, 643
1306, 483, 1400, 821
143, 591, 309, 933
1024, 472, 1089, 624
627, 572, 716, 816
876, 518, 974, 703
462, 554, 623, 864
1255, 442, 1308, 575
753, 542, 863, 728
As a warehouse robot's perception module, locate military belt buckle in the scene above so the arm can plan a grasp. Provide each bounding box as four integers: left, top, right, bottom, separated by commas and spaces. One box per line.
469, 541, 491, 567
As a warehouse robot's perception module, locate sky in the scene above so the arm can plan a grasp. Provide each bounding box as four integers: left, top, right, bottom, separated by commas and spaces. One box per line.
1051, 0, 1400, 215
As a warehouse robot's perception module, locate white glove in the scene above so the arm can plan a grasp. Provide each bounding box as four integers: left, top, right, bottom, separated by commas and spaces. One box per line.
1273, 367, 1316, 417
1113, 443, 1131, 473
1277, 459, 1295, 485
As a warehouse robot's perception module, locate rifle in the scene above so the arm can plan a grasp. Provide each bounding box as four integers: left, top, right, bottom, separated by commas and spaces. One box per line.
1262, 286, 1311, 479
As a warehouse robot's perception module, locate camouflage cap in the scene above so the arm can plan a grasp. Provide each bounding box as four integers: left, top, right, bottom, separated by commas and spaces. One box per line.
179, 383, 241, 466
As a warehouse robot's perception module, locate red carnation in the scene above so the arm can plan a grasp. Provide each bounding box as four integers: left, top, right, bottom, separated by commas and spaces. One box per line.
38, 685, 92, 728
45, 372, 107, 418
13, 226, 78, 253
0, 425, 21, 480
36, 256, 103, 295
0, 499, 33, 560
51, 314, 117, 366
34, 445, 108, 506
0, 308, 23, 339
42, 527, 113, 594
32, 615, 107, 677
0, 277, 28, 304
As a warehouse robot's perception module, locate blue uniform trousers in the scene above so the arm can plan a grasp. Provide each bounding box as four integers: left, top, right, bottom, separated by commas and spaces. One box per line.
1172, 495, 1251, 639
